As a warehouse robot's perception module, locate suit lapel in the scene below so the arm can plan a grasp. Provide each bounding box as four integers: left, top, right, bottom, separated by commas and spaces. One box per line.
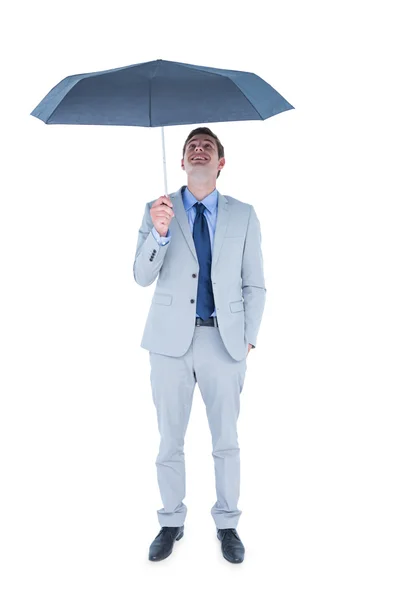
170, 187, 230, 274
211, 191, 229, 273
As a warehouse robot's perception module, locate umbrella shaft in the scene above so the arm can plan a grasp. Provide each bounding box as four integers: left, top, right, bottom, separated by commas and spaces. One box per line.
161, 126, 168, 196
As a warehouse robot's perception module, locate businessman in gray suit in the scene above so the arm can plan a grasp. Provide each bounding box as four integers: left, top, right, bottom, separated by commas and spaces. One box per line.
133, 127, 266, 563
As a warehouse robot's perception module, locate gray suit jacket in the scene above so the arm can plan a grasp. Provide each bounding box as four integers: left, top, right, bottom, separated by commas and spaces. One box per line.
133, 186, 266, 361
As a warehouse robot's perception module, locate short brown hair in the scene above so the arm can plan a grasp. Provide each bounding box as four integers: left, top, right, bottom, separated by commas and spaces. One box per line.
182, 127, 225, 179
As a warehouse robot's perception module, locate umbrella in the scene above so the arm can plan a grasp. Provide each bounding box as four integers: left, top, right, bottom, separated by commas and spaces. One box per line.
30, 58, 294, 194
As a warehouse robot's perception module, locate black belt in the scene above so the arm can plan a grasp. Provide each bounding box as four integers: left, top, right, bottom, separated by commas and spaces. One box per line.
195, 316, 218, 327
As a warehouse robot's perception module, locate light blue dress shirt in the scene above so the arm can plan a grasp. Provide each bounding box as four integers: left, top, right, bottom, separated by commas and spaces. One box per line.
151, 185, 218, 318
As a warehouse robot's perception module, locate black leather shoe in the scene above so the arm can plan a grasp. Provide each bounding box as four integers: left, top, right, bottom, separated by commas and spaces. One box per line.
217, 528, 245, 563
148, 526, 184, 561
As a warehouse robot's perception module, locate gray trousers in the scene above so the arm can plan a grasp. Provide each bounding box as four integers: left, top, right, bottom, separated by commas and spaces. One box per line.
149, 320, 247, 530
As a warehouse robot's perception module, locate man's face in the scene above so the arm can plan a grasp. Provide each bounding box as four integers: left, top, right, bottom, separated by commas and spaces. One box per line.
181, 134, 225, 180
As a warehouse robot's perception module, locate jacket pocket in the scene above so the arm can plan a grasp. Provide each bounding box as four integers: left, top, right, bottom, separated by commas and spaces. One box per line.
230, 300, 244, 313
153, 293, 172, 306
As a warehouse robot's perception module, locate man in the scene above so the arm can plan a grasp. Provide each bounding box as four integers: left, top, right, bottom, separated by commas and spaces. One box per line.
133, 127, 266, 563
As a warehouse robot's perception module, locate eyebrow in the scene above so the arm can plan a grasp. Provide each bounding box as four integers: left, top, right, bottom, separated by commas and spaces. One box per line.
187, 138, 216, 147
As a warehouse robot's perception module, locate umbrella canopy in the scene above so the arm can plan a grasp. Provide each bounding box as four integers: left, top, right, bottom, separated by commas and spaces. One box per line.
31, 58, 294, 191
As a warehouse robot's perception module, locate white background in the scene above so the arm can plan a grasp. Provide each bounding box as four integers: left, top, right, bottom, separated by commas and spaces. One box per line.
1, 0, 399, 598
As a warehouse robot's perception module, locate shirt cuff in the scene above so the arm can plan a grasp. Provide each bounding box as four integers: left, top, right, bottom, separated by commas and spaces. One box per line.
152, 226, 171, 246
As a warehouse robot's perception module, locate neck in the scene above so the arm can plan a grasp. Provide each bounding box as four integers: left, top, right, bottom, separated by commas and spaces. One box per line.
186, 177, 217, 201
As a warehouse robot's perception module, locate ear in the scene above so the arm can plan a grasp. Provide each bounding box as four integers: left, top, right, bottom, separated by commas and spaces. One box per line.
181, 159, 185, 170
218, 157, 226, 171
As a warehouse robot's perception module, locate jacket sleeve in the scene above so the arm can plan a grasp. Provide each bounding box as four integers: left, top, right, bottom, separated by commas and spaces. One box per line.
241, 205, 267, 348
133, 201, 171, 287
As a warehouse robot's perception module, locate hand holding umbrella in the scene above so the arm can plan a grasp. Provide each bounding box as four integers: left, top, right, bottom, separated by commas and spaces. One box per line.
150, 195, 175, 237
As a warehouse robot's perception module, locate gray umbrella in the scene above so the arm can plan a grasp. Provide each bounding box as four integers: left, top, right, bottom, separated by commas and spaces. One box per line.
31, 58, 294, 193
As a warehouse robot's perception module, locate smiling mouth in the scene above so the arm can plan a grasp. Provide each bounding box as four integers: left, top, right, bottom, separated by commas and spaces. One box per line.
191, 156, 208, 162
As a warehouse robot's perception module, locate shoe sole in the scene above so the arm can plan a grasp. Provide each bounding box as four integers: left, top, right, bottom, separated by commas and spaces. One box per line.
148, 530, 184, 561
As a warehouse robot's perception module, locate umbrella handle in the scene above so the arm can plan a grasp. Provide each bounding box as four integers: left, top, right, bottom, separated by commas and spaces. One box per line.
161, 126, 168, 196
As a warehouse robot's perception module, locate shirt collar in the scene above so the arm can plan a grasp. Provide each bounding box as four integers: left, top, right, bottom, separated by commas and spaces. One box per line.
181, 185, 218, 214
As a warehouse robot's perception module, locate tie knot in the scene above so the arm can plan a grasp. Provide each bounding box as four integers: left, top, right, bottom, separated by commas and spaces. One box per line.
195, 202, 206, 215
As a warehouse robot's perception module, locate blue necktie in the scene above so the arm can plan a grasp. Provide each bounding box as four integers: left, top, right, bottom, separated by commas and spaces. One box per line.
193, 202, 215, 320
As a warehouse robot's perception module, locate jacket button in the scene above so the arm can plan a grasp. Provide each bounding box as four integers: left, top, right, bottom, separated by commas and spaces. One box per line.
192, 273, 197, 278
190, 299, 195, 303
